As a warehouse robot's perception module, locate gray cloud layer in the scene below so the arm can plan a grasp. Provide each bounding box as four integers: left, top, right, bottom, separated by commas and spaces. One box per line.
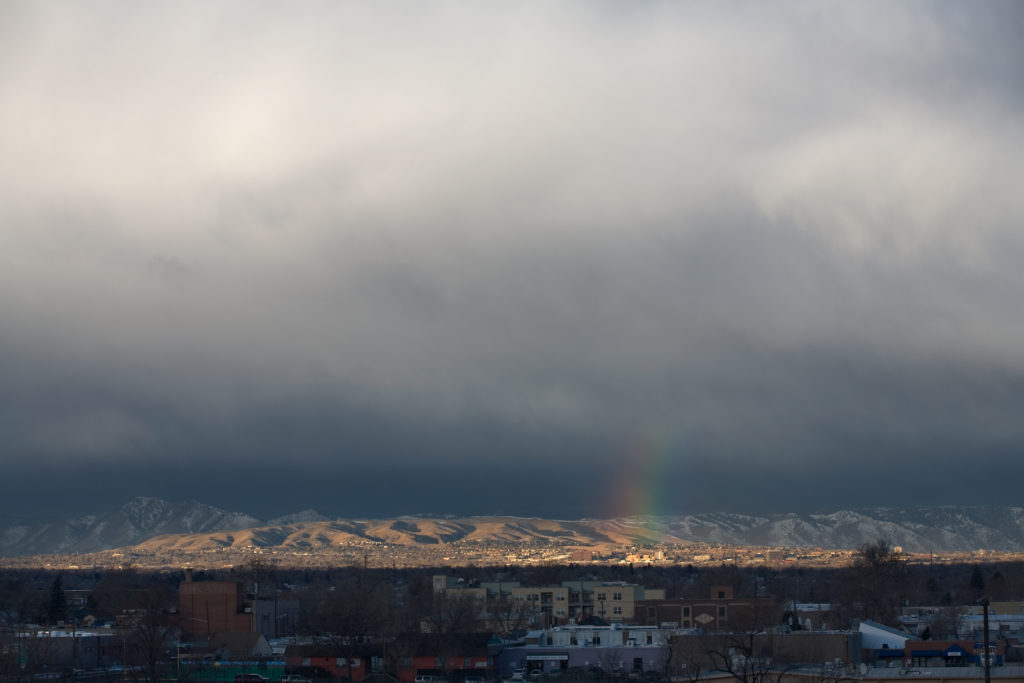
2, 1, 1023, 521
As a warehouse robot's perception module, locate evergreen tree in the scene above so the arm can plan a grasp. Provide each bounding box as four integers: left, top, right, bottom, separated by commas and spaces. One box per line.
970, 565, 985, 594
48, 575, 67, 624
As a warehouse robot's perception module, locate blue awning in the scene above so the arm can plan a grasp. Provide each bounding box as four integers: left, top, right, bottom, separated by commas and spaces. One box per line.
910, 650, 943, 657
944, 646, 966, 657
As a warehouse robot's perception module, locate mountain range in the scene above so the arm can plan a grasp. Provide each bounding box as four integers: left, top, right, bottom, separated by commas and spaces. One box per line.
3, 497, 1024, 558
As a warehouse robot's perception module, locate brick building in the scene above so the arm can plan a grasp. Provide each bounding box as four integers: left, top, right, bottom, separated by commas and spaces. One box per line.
178, 577, 251, 639
391, 632, 500, 682
284, 643, 383, 680
635, 585, 776, 630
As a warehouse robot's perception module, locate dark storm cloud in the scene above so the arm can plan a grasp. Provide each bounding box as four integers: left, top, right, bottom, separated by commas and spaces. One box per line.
1, 1, 1023, 521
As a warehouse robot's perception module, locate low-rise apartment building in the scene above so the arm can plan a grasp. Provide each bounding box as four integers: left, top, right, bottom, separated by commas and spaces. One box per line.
433, 576, 663, 624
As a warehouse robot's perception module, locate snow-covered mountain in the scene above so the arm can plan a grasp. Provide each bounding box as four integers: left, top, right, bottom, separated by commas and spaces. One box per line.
0, 497, 261, 557
267, 509, 333, 526
3, 499, 1024, 557
646, 507, 1024, 552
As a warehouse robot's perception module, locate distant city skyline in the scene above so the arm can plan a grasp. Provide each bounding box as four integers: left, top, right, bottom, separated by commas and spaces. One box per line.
2, 2, 1023, 525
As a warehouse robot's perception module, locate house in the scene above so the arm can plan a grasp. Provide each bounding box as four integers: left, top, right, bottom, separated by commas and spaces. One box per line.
210, 631, 273, 659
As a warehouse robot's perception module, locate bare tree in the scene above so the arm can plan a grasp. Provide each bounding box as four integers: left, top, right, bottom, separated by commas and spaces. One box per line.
90, 566, 142, 618
697, 630, 792, 683
841, 539, 905, 625
666, 634, 704, 682
120, 584, 176, 683
488, 593, 535, 638
855, 539, 901, 576
421, 592, 486, 680
598, 648, 625, 678
303, 576, 393, 682
671, 596, 793, 683
235, 557, 275, 600
13, 630, 64, 679
927, 606, 962, 640
0, 575, 46, 626
421, 591, 483, 636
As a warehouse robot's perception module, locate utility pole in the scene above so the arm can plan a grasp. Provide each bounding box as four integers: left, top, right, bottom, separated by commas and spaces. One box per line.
980, 597, 991, 683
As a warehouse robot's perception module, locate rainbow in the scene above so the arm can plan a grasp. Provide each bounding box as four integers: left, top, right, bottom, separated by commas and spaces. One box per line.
604, 431, 678, 523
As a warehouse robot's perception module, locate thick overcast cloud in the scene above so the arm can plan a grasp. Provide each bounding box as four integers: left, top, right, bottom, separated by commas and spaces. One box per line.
2, 1, 1023, 522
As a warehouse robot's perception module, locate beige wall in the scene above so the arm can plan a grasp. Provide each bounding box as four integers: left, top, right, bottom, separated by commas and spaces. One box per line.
510, 586, 571, 619
594, 585, 640, 621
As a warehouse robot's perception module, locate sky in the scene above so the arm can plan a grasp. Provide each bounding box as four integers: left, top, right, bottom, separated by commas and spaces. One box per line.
2, 1, 1023, 525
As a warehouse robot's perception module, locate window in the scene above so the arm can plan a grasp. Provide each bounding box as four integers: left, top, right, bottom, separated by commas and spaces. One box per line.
718, 606, 726, 617
556, 594, 566, 600
683, 607, 690, 617
613, 606, 622, 615
717, 591, 725, 599
613, 592, 622, 601
597, 592, 606, 601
